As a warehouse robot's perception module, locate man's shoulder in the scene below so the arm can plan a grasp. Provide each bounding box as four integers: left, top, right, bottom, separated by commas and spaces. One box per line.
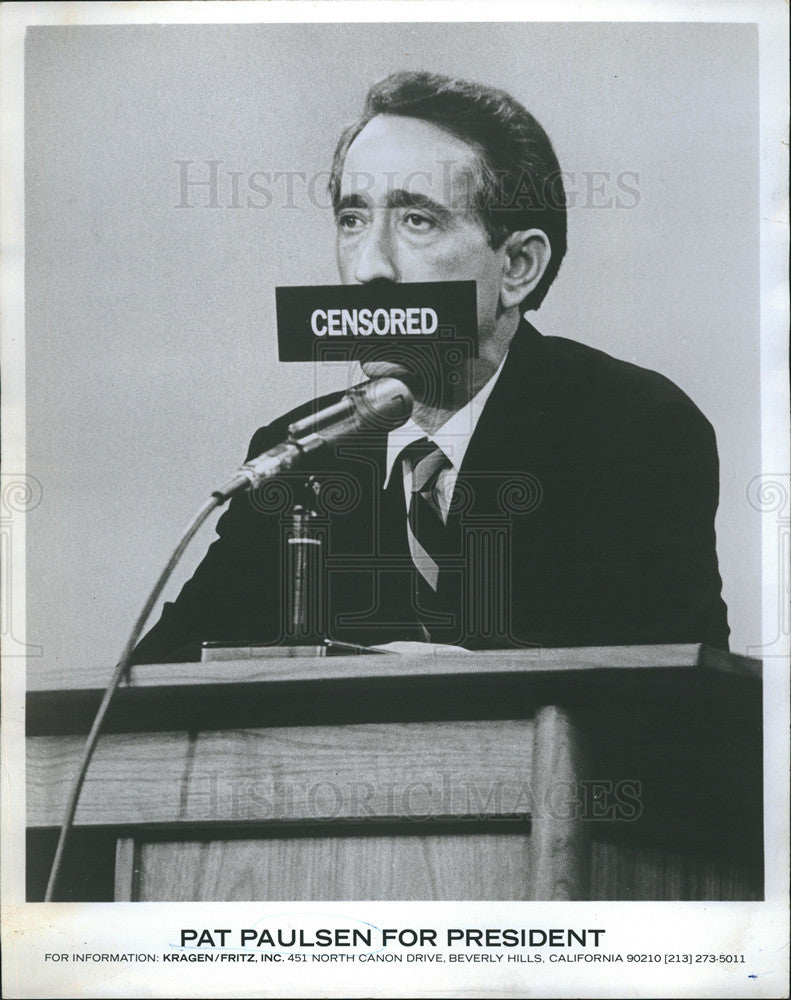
542, 334, 696, 412
530, 330, 713, 441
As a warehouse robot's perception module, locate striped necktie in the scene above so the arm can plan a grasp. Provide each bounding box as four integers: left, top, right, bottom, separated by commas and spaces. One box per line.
400, 438, 452, 591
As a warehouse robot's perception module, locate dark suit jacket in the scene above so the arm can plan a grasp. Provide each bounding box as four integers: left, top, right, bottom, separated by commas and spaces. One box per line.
131, 320, 729, 663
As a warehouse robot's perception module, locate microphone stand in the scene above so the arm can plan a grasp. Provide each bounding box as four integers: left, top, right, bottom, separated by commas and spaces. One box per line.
204, 475, 385, 659
284, 477, 325, 647
204, 377, 415, 660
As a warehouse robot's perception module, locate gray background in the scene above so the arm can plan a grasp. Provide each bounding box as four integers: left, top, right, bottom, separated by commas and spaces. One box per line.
25, 22, 759, 684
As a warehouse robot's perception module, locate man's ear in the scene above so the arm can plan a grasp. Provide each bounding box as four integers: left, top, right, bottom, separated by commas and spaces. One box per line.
500, 229, 552, 309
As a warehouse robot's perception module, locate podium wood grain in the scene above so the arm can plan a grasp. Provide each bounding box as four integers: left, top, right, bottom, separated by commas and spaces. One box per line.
27, 646, 762, 901
528, 705, 589, 900
28, 719, 534, 828
122, 833, 531, 901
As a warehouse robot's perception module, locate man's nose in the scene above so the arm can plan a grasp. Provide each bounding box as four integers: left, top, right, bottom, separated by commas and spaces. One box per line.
354, 217, 398, 283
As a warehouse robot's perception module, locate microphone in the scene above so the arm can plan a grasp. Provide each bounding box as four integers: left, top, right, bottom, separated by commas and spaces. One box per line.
212, 377, 414, 501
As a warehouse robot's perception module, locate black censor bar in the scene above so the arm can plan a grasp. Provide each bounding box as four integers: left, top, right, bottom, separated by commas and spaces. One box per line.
276, 280, 478, 362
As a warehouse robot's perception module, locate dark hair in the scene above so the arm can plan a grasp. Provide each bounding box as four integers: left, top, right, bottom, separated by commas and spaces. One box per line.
330, 71, 567, 310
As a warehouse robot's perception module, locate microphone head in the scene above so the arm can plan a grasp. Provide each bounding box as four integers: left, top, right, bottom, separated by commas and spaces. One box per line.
350, 377, 414, 431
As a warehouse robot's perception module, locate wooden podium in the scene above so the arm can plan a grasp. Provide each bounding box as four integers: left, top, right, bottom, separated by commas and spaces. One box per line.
26, 644, 762, 901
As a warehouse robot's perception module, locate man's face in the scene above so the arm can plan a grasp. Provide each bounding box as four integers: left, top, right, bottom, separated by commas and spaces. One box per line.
335, 115, 508, 379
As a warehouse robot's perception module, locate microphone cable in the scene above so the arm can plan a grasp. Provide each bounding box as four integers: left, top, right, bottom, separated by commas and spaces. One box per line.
44, 495, 221, 902
44, 376, 414, 900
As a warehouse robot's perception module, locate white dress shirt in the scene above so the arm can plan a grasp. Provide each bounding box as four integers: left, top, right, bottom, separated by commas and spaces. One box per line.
383, 352, 509, 522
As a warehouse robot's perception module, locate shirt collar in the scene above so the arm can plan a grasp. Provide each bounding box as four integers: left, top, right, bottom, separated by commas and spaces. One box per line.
383, 351, 509, 487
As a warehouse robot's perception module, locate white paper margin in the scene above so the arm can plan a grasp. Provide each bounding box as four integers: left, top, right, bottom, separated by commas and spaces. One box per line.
1, 2, 788, 998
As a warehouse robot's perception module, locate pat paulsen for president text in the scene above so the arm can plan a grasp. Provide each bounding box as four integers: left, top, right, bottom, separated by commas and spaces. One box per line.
179, 926, 606, 948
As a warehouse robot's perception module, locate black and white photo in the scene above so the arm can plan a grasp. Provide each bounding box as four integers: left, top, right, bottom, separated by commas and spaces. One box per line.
1, 2, 788, 997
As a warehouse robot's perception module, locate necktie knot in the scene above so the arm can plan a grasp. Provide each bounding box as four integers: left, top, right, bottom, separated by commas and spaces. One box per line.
401, 438, 451, 494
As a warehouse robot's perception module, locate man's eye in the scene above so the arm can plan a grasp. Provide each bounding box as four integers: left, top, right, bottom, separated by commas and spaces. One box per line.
337, 213, 365, 232
403, 212, 435, 232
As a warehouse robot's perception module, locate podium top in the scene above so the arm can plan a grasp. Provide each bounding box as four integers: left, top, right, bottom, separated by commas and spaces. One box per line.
28, 642, 760, 693
27, 644, 760, 738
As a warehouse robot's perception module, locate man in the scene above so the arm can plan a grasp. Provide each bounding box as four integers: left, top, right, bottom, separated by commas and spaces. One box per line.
131, 72, 729, 664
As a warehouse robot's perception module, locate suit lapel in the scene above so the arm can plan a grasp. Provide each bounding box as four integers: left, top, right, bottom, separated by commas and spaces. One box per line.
453, 319, 545, 509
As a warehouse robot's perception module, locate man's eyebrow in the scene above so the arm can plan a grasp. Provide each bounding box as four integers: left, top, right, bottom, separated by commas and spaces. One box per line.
386, 189, 452, 217
335, 193, 368, 213
334, 189, 453, 218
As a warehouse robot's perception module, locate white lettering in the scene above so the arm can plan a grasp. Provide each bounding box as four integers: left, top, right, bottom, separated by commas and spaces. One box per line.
390, 308, 406, 335
358, 308, 373, 335
327, 309, 342, 335
421, 308, 438, 334
310, 310, 327, 336
341, 309, 357, 336
373, 308, 390, 335
310, 306, 442, 337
